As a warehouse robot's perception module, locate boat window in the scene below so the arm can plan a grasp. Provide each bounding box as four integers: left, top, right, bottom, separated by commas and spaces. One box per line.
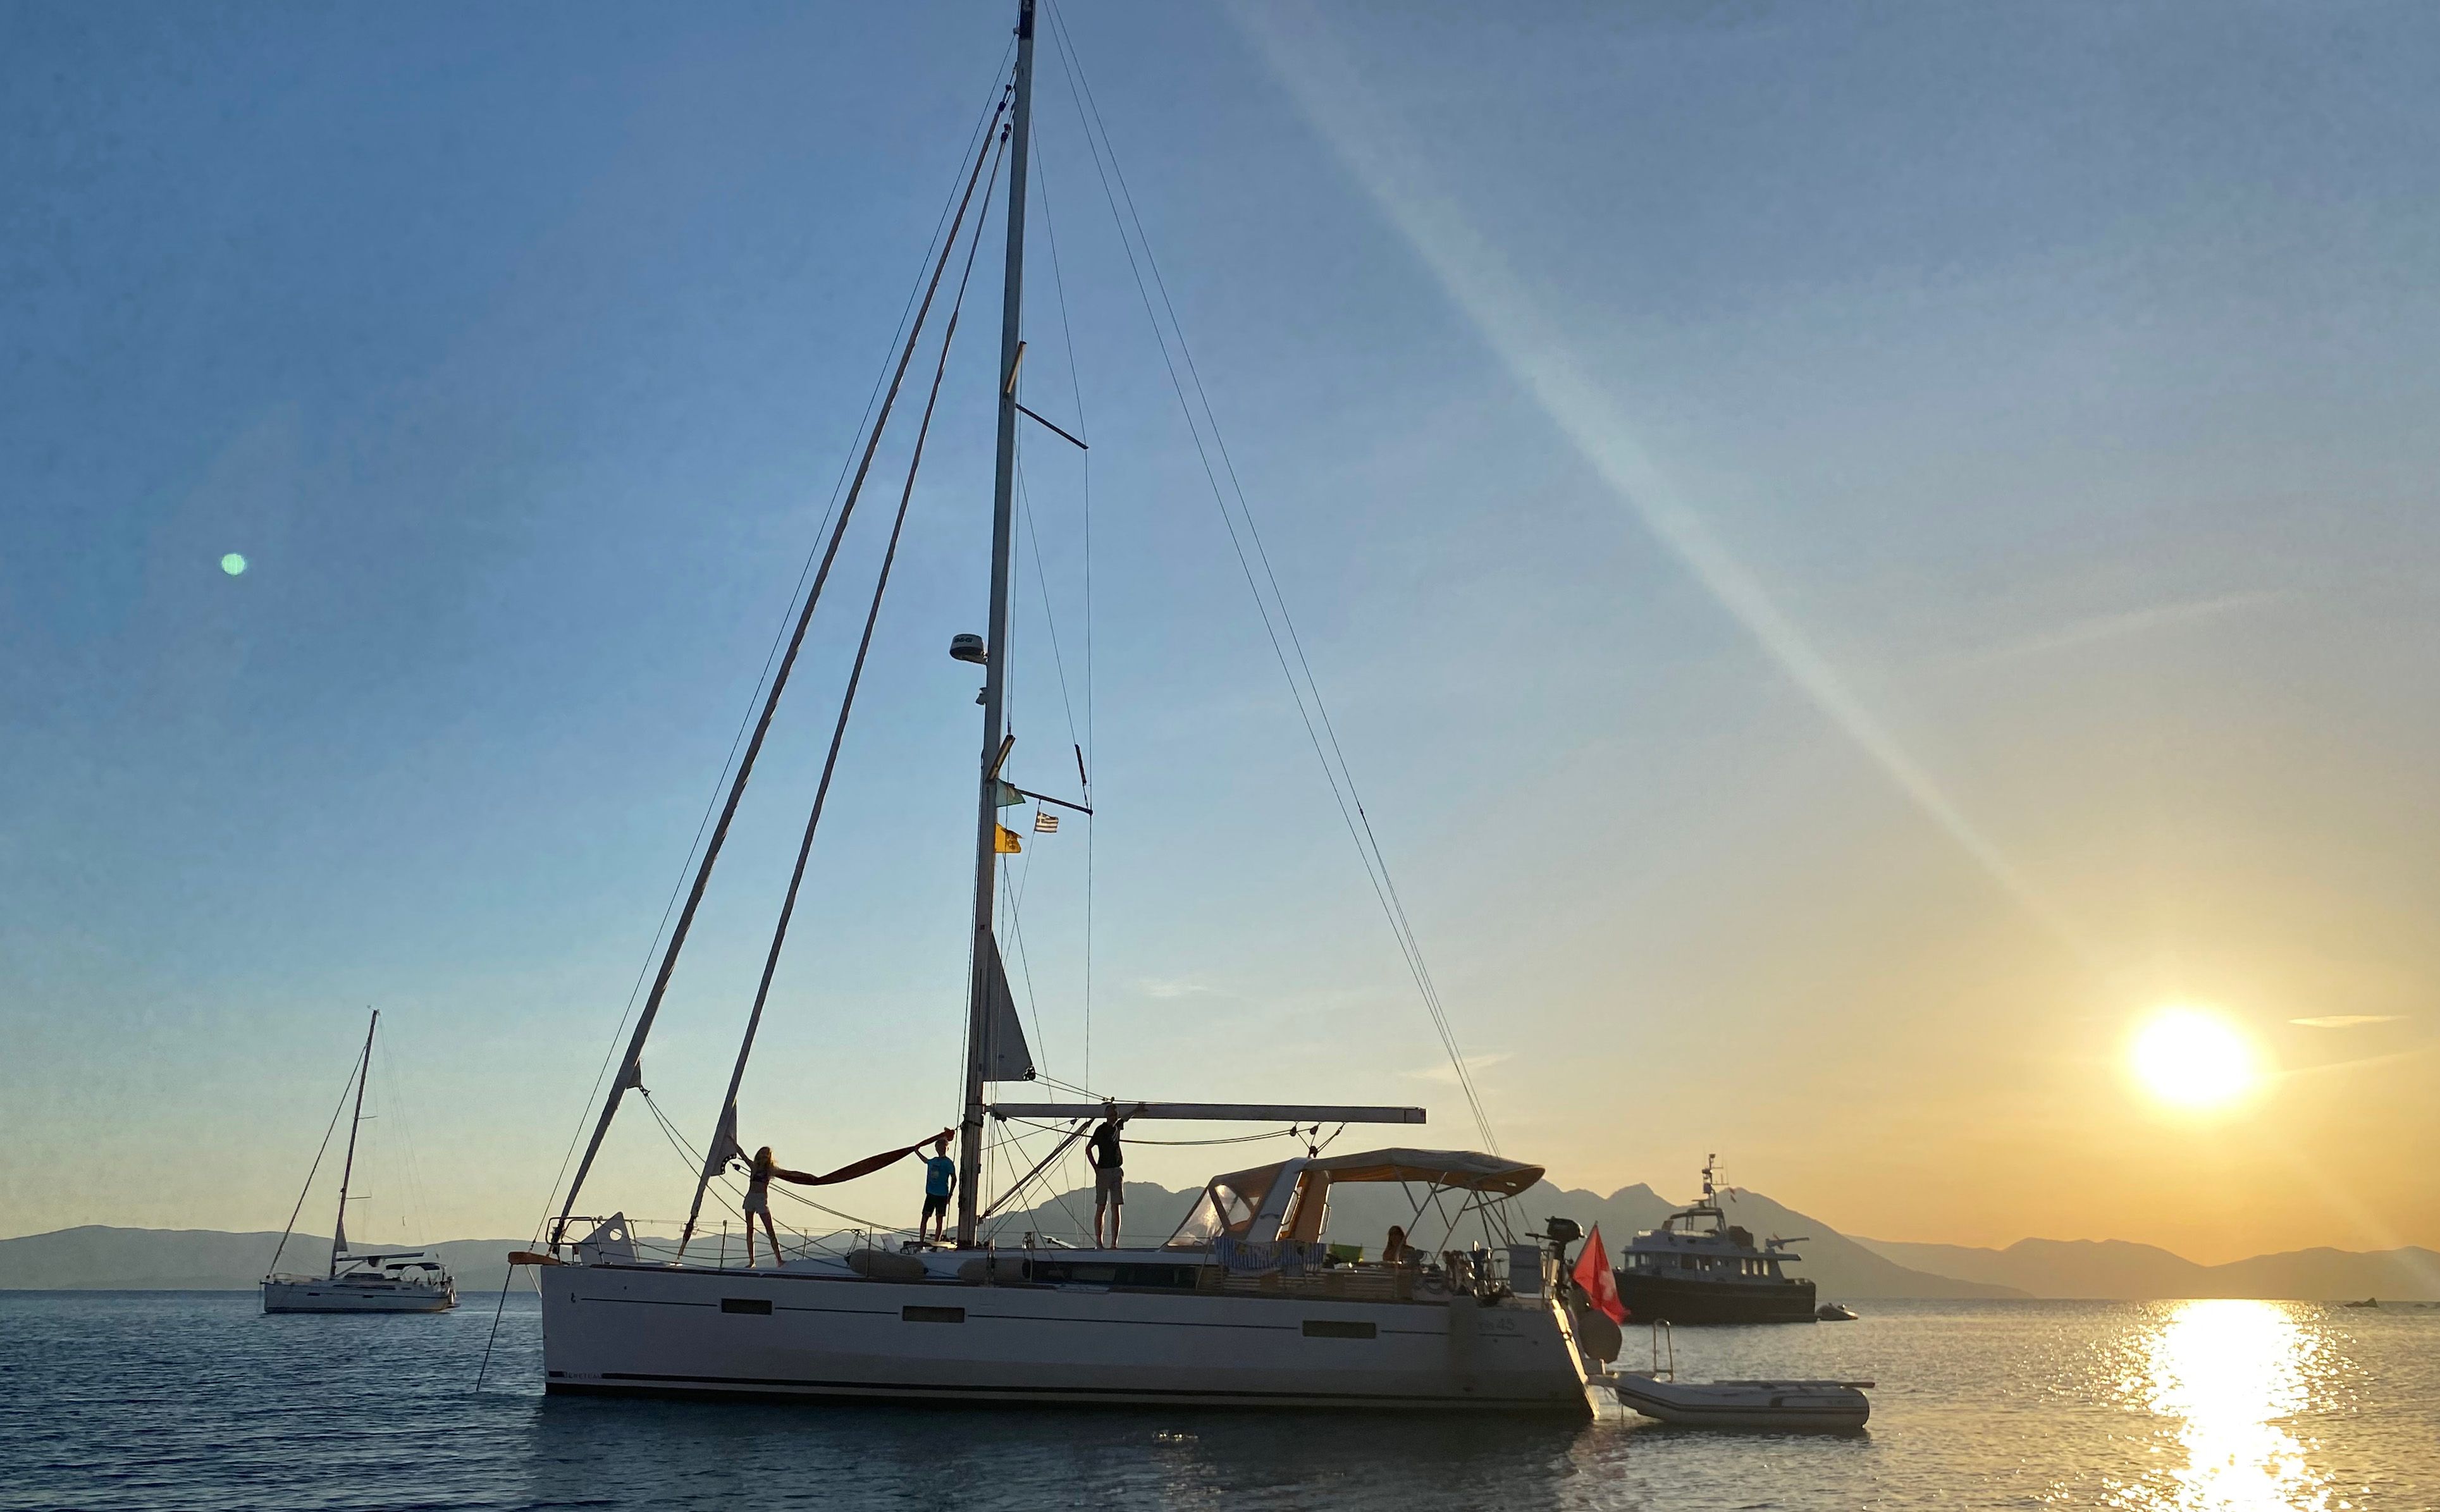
1168, 1193, 1221, 1248
901, 1306, 966, 1324
1166, 1172, 1275, 1248
1278, 1172, 1332, 1245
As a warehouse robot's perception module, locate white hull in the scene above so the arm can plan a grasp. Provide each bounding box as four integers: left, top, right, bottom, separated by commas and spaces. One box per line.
541, 1260, 1596, 1413
261, 1279, 456, 1314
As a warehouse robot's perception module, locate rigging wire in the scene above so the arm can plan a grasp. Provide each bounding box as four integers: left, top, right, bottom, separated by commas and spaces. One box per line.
1043, 1, 1497, 1151
997, 1117, 1299, 1149
639, 1087, 892, 1240
979, 1119, 1088, 1221
1100, 1129, 1300, 1148
550, 72, 1019, 1244
679, 122, 1010, 1255
1001, 836, 1059, 1090
374, 1035, 436, 1248
533, 46, 1021, 1238
1013, 466, 1082, 757
980, 1122, 1095, 1243
262, 1043, 363, 1279
1026, 1070, 1100, 1100
1032, 98, 1097, 1091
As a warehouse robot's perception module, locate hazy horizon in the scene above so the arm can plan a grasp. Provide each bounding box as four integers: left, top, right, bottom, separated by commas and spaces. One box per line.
6, 0, 2437, 1267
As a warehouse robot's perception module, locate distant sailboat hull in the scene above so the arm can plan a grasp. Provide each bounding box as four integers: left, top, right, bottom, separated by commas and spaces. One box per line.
260, 1009, 461, 1317
261, 1277, 456, 1314
541, 1261, 1595, 1412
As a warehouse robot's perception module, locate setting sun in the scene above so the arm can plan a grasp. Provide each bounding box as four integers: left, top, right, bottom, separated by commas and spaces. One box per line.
2131, 1008, 2262, 1110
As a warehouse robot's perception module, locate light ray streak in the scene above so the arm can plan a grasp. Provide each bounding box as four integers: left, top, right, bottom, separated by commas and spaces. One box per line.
1235, 4, 2096, 966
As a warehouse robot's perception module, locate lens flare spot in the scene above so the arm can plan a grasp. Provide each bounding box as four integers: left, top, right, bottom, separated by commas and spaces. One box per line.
221, 553, 249, 576
2130, 1008, 2261, 1110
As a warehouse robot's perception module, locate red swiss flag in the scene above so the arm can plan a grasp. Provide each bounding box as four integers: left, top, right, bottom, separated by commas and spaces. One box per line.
1572, 1224, 1627, 1324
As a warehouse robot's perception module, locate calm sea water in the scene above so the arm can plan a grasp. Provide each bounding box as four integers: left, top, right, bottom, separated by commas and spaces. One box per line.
1, 1293, 2432, 1509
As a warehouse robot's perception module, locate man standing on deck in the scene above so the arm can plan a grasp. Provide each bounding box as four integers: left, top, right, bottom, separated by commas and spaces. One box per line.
1088, 1110, 1129, 1247
918, 1134, 956, 1245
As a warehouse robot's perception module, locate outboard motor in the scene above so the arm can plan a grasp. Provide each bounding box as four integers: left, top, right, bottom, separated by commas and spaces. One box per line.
1540, 1216, 1620, 1364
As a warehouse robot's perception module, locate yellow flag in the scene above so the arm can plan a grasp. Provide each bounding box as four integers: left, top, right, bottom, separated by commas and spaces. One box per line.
995, 824, 1023, 854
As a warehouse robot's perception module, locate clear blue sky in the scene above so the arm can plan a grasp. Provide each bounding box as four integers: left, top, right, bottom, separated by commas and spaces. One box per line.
5, 0, 2436, 1261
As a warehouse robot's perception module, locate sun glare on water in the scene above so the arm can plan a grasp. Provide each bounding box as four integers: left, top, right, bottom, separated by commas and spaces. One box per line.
2130, 1008, 2262, 1110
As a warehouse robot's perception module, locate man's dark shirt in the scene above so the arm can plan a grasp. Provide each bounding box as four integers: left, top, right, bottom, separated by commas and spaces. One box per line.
1088, 1120, 1123, 1172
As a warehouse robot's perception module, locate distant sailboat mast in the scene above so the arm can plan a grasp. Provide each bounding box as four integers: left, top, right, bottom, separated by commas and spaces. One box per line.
329, 1008, 377, 1278
956, 0, 1037, 1251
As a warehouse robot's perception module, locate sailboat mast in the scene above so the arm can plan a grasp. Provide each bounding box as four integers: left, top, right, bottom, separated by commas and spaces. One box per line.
958, 0, 1035, 1250
330, 1008, 377, 1278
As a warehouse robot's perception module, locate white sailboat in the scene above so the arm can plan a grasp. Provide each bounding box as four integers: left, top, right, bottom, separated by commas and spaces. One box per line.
262, 1009, 457, 1315
529, 0, 1603, 1413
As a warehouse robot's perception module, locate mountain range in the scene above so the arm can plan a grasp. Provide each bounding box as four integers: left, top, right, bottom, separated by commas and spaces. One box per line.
0, 1227, 531, 1293
1852, 1234, 2440, 1301
8, 1183, 2431, 1300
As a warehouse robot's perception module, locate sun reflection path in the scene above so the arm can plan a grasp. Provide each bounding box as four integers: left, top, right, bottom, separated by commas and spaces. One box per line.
2131, 1301, 2329, 1511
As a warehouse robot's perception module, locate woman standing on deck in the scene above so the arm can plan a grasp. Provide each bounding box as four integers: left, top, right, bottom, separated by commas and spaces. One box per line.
738, 1145, 818, 1266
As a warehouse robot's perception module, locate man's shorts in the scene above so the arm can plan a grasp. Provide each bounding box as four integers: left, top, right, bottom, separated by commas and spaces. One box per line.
923, 1193, 951, 1220
1095, 1167, 1124, 1205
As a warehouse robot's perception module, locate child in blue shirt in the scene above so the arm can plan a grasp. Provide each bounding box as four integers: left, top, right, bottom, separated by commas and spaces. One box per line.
920, 1134, 957, 1243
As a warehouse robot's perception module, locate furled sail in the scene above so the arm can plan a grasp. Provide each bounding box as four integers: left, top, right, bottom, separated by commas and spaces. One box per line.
982, 936, 1035, 1083
701, 1105, 741, 1182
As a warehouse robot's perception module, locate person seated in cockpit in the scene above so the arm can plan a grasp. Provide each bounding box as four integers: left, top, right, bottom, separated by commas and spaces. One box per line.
1381, 1224, 1414, 1265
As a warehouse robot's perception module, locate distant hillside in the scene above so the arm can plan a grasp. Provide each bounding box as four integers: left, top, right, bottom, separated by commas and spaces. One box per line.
1853, 1235, 2440, 1301
1702, 1188, 2025, 1300
0, 1227, 529, 1292
987, 1177, 2021, 1300
27, 1208, 2422, 1303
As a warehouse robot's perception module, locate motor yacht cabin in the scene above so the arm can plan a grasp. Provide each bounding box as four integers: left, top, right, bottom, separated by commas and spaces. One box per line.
1611, 1157, 1816, 1325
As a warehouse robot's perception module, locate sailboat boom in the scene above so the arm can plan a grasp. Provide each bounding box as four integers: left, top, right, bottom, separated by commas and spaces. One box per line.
989, 1103, 1426, 1124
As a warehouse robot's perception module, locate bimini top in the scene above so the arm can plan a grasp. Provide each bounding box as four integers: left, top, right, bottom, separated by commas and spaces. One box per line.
1307, 1147, 1543, 1195
1168, 1147, 1546, 1251
1207, 1148, 1544, 1200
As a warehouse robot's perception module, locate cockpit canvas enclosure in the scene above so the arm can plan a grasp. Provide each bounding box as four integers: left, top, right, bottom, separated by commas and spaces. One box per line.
1165, 1148, 1544, 1250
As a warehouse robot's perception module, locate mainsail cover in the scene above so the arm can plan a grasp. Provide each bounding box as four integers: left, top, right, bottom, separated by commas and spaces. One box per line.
982, 936, 1035, 1083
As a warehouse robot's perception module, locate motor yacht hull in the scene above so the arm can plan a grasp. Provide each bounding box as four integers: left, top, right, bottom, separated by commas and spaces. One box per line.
261, 1279, 457, 1313
1613, 1270, 1816, 1325
541, 1261, 1595, 1413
